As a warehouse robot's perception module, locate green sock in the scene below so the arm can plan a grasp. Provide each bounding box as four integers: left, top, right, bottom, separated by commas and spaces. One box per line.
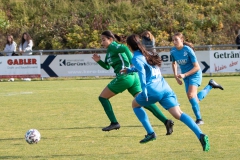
144, 104, 168, 124
99, 97, 118, 123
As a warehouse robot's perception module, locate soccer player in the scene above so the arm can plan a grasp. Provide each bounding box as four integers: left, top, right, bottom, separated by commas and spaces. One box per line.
170, 32, 224, 125
92, 30, 174, 135
122, 34, 209, 151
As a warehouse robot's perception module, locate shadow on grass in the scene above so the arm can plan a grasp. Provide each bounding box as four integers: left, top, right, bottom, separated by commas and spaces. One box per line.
40, 124, 162, 130
0, 154, 85, 159
0, 138, 23, 141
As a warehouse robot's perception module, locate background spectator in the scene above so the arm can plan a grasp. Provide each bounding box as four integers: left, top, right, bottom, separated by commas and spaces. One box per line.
19, 32, 33, 56
4, 35, 17, 56
141, 31, 155, 51
236, 30, 240, 49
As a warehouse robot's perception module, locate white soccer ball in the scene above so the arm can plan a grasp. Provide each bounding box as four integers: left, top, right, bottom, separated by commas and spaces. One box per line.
25, 129, 41, 144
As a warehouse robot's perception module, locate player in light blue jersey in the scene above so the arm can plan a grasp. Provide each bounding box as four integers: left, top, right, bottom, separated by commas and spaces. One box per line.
121, 34, 210, 151
170, 32, 224, 125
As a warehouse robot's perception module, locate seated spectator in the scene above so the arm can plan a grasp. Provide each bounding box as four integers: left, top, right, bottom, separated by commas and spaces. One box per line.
19, 32, 33, 56
4, 35, 17, 56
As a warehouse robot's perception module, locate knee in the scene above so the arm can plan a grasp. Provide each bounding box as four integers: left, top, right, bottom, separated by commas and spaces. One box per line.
187, 93, 195, 100
99, 96, 107, 102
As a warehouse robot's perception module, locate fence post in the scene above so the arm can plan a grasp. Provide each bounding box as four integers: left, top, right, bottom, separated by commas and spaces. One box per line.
39, 50, 44, 81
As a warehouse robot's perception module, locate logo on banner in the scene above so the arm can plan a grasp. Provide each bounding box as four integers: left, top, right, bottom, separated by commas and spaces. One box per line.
59, 59, 97, 66
7, 58, 37, 65
59, 59, 66, 66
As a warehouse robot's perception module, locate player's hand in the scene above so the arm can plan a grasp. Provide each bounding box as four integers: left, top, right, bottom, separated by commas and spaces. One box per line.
177, 74, 186, 79
175, 75, 183, 85
120, 67, 128, 74
92, 53, 101, 62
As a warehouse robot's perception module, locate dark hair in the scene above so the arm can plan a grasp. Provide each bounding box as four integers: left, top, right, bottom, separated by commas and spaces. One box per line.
21, 32, 33, 46
127, 34, 161, 67
173, 32, 195, 50
6, 35, 14, 45
101, 30, 123, 42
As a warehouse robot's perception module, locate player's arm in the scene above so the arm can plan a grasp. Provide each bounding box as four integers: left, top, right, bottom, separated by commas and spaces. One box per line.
132, 58, 148, 101
184, 48, 200, 77
92, 53, 111, 70
171, 54, 183, 85
111, 44, 133, 64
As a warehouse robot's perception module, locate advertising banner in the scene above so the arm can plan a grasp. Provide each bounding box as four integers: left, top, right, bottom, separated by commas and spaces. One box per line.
210, 50, 240, 73
41, 54, 114, 77
0, 56, 41, 78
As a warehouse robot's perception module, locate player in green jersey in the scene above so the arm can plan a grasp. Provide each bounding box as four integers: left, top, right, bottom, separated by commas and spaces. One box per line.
92, 30, 174, 135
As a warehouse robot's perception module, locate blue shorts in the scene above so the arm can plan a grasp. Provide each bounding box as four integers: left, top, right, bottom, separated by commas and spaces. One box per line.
135, 89, 179, 110
183, 71, 202, 93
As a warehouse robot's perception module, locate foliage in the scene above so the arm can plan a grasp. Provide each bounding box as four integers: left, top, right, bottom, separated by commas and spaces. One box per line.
0, 0, 240, 50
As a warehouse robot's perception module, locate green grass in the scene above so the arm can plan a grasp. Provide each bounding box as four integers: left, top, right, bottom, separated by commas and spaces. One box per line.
0, 77, 239, 160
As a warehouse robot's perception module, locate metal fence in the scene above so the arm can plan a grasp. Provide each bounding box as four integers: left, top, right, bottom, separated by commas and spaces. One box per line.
1, 44, 240, 56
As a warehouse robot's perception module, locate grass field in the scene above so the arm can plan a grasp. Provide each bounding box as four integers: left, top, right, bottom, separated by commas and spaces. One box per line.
0, 77, 239, 160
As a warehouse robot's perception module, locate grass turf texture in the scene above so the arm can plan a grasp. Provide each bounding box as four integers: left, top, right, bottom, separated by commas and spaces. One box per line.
0, 77, 239, 159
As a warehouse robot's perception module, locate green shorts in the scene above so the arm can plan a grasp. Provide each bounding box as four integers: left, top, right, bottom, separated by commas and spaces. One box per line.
108, 73, 141, 96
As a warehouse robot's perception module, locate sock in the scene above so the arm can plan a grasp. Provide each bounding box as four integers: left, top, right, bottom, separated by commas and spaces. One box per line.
189, 97, 201, 120
197, 85, 212, 101
99, 97, 118, 123
133, 107, 154, 134
144, 104, 168, 124
180, 113, 202, 139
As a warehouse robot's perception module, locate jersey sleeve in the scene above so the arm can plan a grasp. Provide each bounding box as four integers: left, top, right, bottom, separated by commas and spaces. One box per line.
108, 43, 133, 64
97, 55, 111, 70
132, 57, 148, 99
170, 49, 176, 62
187, 47, 198, 63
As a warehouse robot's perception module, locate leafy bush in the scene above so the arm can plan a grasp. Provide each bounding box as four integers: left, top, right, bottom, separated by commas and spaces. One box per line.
0, 0, 239, 50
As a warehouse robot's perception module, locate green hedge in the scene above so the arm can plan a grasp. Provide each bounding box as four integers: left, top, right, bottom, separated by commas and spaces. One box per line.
0, 0, 239, 50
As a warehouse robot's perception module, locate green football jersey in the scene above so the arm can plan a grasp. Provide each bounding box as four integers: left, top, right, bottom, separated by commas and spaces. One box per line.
97, 41, 133, 74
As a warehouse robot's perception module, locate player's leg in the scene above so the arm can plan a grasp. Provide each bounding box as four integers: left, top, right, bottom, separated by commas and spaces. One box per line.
99, 86, 120, 131
100, 75, 135, 131
197, 79, 224, 101
128, 73, 174, 135
168, 106, 210, 152
132, 97, 156, 144
188, 85, 203, 125
160, 92, 209, 151
184, 76, 203, 125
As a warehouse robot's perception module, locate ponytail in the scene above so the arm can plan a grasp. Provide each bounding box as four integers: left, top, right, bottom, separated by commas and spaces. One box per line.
127, 34, 161, 67
101, 30, 125, 43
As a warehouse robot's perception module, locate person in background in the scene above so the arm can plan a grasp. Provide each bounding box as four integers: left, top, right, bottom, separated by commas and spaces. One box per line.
235, 30, 240, 49
4, 35, 17, 56
4, 35, 17, 82
19, 32, 34, 81
170, 32, 224, 125
19, 32, 33, 56
141, 31, 155, 52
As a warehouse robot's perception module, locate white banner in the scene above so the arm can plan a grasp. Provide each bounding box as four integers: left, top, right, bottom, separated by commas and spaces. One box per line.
210, 50, 240, 73
40, 54, 114, 77
0, 56, 41, 78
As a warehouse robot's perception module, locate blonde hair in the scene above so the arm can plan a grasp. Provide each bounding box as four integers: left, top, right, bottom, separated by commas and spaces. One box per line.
141, 31, 154, 41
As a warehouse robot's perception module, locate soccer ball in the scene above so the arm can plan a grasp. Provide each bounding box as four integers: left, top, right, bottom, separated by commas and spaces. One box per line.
25, 129, 41, 144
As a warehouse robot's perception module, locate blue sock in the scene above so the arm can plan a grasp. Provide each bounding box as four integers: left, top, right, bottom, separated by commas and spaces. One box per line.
189, 97, 201, 120
197, 85, 212, 101
133, 107, 154, 134
180, 113, 202, 139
